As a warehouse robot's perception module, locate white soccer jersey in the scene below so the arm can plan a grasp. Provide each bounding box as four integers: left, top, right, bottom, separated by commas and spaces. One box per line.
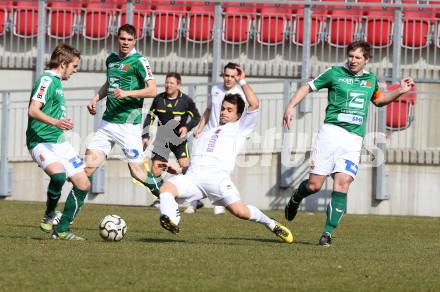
190, 109, 258, 174
207, 84, 246, 129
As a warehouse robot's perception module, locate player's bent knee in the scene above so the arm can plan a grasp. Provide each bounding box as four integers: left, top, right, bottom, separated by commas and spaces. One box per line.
77, 180, 91, 191
159, 182, 178, 196
307, 182, 322, 193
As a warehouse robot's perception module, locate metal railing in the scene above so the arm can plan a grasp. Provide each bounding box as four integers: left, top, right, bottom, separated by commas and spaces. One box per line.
0, 1, 440, 81
0, 81, 436, 159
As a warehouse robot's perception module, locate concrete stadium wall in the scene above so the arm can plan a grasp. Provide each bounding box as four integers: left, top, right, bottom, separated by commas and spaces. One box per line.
2, 70, 440, 217
5, 154, 440, 217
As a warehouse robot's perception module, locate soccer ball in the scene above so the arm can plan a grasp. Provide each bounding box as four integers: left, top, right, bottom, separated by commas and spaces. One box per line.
99, 214, 127, 241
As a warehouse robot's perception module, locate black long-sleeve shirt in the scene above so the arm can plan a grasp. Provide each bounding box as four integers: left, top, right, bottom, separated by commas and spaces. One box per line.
142, 91, 201, 139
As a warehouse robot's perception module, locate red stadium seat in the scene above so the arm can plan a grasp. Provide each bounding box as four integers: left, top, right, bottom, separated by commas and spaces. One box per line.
151, 2, 184, 42
257, 6, 292, 45
119, 3, 151, 39
402, 11, 435, 48
13, 1, 38, 38
292, 9, 324, 46
386, 101, 413, 130
358, 0, 394, 48
0, 5, 7, 35
327, 11, 362, 47
47, 2, 81, 39
222, 2, 257, 44
187, 4, 215, 43
83, 2, 117, 40
365, 11, 394, 48
386, 83, 416, 130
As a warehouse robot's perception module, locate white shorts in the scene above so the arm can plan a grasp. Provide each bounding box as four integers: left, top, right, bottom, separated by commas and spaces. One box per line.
310, 124, 363, 179
168, 170, 241, 207
30, 142, 85, 177
87, 120, 144, 163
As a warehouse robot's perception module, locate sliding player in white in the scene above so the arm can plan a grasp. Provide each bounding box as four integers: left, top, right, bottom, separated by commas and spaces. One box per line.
158, 67, 293, 244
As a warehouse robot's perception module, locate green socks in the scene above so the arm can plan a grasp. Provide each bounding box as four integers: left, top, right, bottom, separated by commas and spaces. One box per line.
324, 191, 347, 234
56, 187, 88, 232
292, 179, 313, 203
143, 171, 163, 197
46, 173, 66, 216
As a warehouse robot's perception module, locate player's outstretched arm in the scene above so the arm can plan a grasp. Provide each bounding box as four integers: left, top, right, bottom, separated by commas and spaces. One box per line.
283, 84, 312, 129
88, 82, 109, 115
28, 100, 73, 130
372, 77, 415, 107
193, 107, 211, 138
113, 79, 157, 99
235, 66, 259, 111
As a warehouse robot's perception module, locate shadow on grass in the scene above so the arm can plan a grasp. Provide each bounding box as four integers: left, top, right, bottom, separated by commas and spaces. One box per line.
0, 234, 48, 240
137, 237, 186, 243
210, 237, 316, 246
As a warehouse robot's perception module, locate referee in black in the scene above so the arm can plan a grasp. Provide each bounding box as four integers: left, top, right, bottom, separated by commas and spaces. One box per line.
142, 72, 201, 212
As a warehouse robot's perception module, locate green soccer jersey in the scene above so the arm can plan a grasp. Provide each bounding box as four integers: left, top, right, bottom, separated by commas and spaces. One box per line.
309, 66, 380, 137
102, 49, 154, 125
26, 70, 66, 150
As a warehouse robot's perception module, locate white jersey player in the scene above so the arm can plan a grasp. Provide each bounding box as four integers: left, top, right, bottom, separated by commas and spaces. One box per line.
158, 67, 293, 244
192, 62, 246, 215
194, 62, 246, 137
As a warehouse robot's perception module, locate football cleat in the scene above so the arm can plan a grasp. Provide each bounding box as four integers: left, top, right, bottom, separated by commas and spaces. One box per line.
213, 206, 225, 215
272, 221, 294, 244
183, 206, 195, 214
196, 200, 204, 209
51, 229, 86, 241
319, 232, 332, 246
159, 215, 180, 234
285, 191, 301, 221
40, 213, 55, 233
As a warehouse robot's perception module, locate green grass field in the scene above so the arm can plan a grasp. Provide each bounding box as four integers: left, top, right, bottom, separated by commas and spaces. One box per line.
1, 200, 439, 291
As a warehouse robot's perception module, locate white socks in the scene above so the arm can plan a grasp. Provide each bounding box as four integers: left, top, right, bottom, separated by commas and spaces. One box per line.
159, 192, 180, 224
247, 205, 276, 230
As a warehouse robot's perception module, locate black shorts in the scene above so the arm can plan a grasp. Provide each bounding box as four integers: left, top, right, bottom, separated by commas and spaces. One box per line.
152, 141, 189, 162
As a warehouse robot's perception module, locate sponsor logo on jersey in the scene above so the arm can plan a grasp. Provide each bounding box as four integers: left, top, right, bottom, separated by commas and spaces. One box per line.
207, 129, 222, 152
55, 89, 63, 96
39, 154, 45, 162
37, 85, 47, 99
119, 64, 130, 71
360, 80, 372, 88
146, 65, 153, 78
338, 77, 354, 85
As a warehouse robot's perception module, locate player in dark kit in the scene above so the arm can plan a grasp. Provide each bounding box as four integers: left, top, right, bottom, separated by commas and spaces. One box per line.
142, 73, 201, 210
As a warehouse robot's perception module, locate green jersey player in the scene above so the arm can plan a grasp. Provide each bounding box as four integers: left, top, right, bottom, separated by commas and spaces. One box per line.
26, 44, 90, 240
283, 41, 415, 246
55, 25, 159, 236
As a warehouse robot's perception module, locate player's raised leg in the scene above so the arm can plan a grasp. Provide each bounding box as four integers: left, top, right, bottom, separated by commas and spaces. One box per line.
157, 181, 181, 234
225, 200, 294, 244
285, 174, 326, 221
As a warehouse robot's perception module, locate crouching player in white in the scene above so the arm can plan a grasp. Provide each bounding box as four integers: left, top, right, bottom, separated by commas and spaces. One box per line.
158, 68, 293, 244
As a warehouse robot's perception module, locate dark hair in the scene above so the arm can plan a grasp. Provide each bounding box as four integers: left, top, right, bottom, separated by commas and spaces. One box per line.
165, 72, 182, 85
223, 94, 245, 117
347, 41, 372, 60
46, 43, 80, 69
223, 62, 240, 72
118, 24, 137, 38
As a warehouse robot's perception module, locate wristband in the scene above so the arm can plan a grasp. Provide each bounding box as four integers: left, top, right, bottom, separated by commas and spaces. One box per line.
239, 79, 247, 86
